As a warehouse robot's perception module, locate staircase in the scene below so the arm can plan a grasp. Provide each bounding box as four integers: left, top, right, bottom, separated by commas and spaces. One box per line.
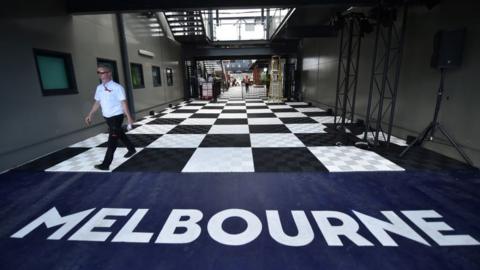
164, 11, 209, 43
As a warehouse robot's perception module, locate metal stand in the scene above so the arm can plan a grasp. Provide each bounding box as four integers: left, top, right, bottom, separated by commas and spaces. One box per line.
399, 69, 474, 167
361, 4, 408, 147
333, 13, 364, 144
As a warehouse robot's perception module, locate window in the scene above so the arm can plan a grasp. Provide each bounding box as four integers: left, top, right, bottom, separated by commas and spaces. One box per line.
97, 58, 119, 83
166, 67, 173, 86
130, 63, 144, 89
33, 49, 77, 96
152, 65, 161, 87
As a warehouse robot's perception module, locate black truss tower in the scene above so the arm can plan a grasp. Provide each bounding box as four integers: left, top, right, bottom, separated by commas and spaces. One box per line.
334, 13, 364, 134
362, 4, 408, 146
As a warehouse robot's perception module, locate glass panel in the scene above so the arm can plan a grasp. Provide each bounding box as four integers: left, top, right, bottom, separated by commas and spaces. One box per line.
131, 63, 144, 89
166, 68, 173, 86
152, 66, 161, 86
37, 55, 69, 90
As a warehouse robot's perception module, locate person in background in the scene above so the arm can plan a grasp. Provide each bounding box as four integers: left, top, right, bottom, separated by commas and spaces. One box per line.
85, 65, 136, 171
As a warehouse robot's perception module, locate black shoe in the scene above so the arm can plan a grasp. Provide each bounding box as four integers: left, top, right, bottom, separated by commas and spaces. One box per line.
94, 164, 109, 171
124, 149, 137, 158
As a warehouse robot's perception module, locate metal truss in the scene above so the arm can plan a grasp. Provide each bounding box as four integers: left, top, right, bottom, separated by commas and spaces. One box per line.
363, 4, 408, 146
334, 13, 365, 132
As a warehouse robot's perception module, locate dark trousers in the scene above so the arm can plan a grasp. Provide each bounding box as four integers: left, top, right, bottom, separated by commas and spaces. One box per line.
102, 114, 135, 166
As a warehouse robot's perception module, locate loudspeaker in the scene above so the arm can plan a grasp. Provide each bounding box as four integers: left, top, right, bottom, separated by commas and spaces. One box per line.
430, 28, 466, 69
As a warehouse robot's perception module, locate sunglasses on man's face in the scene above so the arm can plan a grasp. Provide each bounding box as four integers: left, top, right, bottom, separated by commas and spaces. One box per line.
97, 71, 110, 74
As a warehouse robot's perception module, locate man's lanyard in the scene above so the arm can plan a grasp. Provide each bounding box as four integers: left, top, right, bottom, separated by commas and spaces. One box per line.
104, 83, 112, 93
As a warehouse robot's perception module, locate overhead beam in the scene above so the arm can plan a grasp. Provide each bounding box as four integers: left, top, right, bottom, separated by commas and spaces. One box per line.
66, 0, 378, 14
183, 42, 298, 60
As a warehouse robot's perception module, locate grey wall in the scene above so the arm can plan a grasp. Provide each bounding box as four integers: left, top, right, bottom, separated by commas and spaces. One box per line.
0, 11, 184, 172
301, 0, 480, 167
123, 13, 184, 112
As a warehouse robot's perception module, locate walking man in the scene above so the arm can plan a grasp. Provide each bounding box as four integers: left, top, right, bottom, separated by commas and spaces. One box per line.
85, 65, 136, 170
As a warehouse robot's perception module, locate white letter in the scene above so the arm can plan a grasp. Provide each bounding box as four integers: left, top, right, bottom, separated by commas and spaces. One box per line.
208, 209, 262, 246
11, 207, 94, 240
69, 208, 131, 242
266, 210, 314, 246
112, 209, 153, 243
402, 210, 480, 246
353, 211, 430, 246
156, 209, 203, 244
312, 211, 373, 246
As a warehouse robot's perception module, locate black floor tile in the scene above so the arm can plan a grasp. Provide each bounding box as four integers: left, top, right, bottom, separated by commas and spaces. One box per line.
271, 108, 297, 112
214, 119, 248, 125
252, 148, 328, 172
245, 100, 264, 103
146, 118, 185, 125
114, 148, 195, 172
289, 104, 311, 108
303, 111, 331, 117
295, 133, 359, 146
225, 103, 246, 106
279, 117, 318, 124
190, 114, 219, 118
202, 106, 224, 110
372, 143, 473, 171
246, 106, 269, 109
199, 134, 251, 147
323, 123, 365, 135
222, 110, 247, 113
12, 147, 90, 171
171, 109, 198, 113
248, 113, 276, 118
151, 113, 167, 118
249, 125, 291, 133
97, 134, 161, 148
168, 125, 212, 134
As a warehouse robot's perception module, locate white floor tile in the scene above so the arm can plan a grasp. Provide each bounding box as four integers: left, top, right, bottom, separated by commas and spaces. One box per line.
70, 134, 108, 147
246, 109, 272, 113
246, 103, 267, 107
147, 134, 206, 148
190, 100, 209, 104
208, 125, 250, 134
286, 124, 327, 133
182, 148, 254, 172
218, 113, 248, 119
267, 105, 292, 109
46, 148, 130, 172
204, 103, 225, 107
308, 146, 404, 172
181, 106, 203, 110
180, 118, 216, 125
311, 116, 336, 124
196, 109, 222, 114
274, 112, 307, 118
286, 102, 310, 106
126, 125, 176, 134
250, 134, 305, 147
227, 100, 245, 104
247, 118, 283, 125
295, 107, 325, 112
160, 113, 193, 118
223, 106, 247, 110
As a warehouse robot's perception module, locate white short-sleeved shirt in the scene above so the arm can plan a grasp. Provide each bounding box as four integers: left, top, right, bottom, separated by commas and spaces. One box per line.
94, 80, 126, 118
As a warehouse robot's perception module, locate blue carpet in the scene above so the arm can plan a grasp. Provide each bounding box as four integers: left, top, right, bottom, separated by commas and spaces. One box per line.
0, 170, 479, 269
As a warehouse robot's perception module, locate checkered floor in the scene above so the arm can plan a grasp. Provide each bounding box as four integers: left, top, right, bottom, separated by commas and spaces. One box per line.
11, 98, 471, 173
